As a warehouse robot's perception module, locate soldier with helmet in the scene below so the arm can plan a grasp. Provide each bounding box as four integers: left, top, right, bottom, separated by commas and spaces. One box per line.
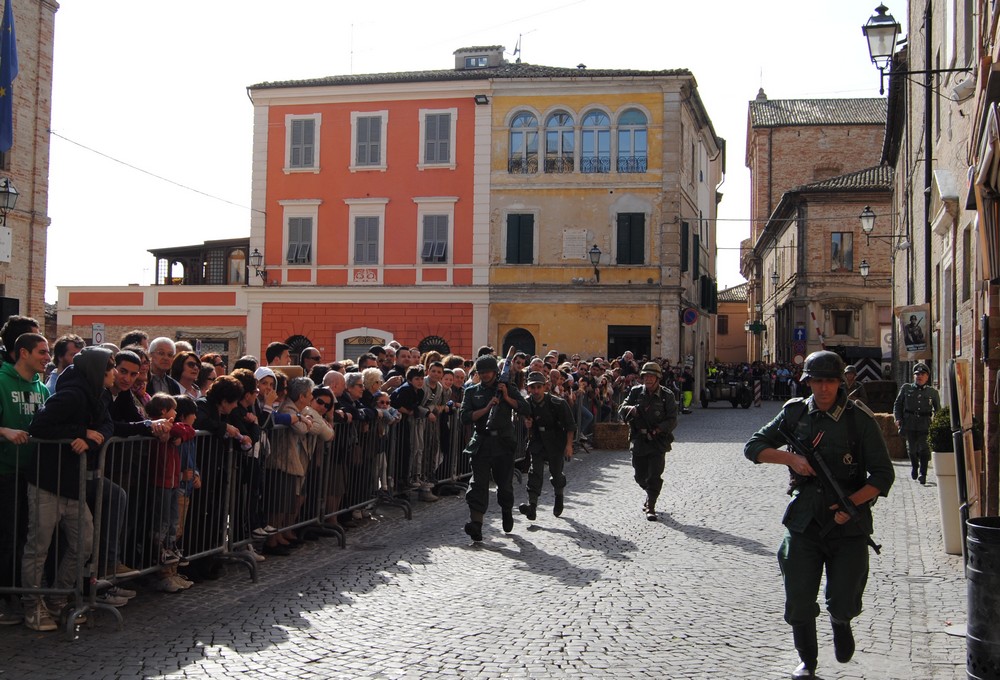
518, 371, 576, 521
744, 350, 894, 679
843, 365, 869, 405
459, 353, 530, 542
892, 362, 940, 484
618, 361, 678, 521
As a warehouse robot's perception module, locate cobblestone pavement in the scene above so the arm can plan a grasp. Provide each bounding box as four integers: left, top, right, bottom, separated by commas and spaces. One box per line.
0, 402, 967, 679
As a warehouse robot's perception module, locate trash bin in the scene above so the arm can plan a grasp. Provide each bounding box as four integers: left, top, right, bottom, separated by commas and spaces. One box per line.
967, 517, 1000, 680
933, 450, 962, 555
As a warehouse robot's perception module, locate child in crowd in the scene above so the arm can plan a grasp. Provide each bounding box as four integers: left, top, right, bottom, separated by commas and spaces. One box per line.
146, 394, 185, 570
173, 396, 199, 563
373, 390, 401, 496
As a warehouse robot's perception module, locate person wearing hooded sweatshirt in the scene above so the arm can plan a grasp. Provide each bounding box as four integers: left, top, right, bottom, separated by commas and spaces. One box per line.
21, 346, 114, 631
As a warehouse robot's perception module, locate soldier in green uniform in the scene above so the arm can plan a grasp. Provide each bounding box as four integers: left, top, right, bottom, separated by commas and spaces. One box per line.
518, 371, 575, 521
618, 361, 678, 521
460, 354, 529, 542
843, 365, 869, 405
892, 362, 940, 484
744, 351, 895, 679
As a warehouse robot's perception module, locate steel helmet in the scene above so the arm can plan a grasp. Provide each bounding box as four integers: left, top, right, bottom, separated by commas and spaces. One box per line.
475, 355, 499, 374
800, 351, 845, 381
640, 362, 662, 378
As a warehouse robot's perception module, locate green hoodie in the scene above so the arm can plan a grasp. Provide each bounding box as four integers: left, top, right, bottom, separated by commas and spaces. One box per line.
0, 360, 48, 473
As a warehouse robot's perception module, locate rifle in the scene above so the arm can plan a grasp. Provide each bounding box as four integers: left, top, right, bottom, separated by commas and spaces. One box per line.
776, 426, 882, 555
484, 346, 516, 430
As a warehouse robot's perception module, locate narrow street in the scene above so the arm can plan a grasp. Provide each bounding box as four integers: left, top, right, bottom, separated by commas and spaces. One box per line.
0, 402, 966, 679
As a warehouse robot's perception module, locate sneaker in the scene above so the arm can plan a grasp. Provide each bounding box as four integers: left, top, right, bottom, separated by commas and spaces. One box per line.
171, 548, 190, 567
160, 549, 180, 566
95, 591, 128, 607
106, 585, 136, 600
418, 489, 440, 502
169, 575, 193, 591
252, 527, 270, 539
24, 600, 57, 632
156, 578, 182, 593
244, 545, 266, 563
114, 562, 140, 579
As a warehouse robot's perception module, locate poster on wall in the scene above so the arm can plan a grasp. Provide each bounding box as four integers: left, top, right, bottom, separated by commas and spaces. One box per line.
897, 303, 932, 360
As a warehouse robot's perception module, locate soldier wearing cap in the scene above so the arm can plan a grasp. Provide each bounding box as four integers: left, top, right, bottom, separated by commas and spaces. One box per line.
518, 371, 576, 521
460, 353, 530, 542
892, 362, 940, 484
843, 365, 868, 405
618, 361, 678, 521
745, 350, 894, 679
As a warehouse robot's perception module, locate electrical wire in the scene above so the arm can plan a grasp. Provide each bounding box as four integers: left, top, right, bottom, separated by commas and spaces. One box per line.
49, 130, 263, 214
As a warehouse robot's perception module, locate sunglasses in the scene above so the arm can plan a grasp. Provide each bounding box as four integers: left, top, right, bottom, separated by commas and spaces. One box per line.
184, 361, 199, 368
214, 362, 226, 368
315, 399, 332, 409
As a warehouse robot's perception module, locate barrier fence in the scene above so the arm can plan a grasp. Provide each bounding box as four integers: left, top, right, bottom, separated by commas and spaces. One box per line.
0, 390, 595, 639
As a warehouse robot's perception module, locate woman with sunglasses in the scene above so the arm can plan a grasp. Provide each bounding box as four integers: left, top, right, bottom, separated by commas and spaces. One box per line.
170, 351, 203, 399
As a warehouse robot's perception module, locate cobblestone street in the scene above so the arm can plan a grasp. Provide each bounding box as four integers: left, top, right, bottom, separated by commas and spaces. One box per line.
0, 402, 967, 679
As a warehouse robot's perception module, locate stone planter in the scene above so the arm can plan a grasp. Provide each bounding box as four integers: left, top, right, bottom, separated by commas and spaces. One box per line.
932, 450, 963, 555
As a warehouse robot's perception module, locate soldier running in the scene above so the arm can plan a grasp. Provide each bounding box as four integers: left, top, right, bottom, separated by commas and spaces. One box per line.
518, 371, 575, 521
744, 350, 894, 679
460, 354, 529, 542
618, 361, 678, 521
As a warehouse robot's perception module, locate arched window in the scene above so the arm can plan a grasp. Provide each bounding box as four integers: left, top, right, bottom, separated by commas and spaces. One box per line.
508, 112, 538, 174
617, 109, 648, 173
580, 110, 610, 173
544, 111, 574, 173
502, 328, 536, 356
227, 248, 247, 285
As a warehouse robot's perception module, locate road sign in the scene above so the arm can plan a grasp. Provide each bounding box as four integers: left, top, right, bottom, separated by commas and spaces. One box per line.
792, 340, 807, 356
793, 354, 805, 365
91, 323, 105, 345
682, 308, 698, 326
793, 328, 807, 341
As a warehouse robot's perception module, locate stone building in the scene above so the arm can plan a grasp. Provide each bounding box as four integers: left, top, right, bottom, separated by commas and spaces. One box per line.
1, 0, 57, 321
741, 93, 891, 369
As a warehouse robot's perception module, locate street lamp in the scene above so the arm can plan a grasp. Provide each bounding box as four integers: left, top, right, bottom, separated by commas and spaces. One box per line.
770, 271, 779, 289
863, 4, 901, 95
249, 248, 268, 283
588, 244, 602, 283
859, 258, 871, 281
859, 205, 911, 249
0, 178, 18, 227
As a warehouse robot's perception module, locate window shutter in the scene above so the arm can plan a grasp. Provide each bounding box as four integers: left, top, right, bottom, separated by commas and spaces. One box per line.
680, 221, 689, 273
693, 234, 700, 278
616, 214, 630, 264
630, 215, 644, 264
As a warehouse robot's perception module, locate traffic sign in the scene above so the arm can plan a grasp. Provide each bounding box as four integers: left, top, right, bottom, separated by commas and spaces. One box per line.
792, 340, 807, 356
793, 328, 807, 341
91, 323, 105, 345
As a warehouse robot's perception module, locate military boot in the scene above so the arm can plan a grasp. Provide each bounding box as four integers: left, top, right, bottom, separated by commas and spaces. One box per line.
502, 508, 514, 533
553, 494, 564, 517
518, 502, 537, 521
644, 494, 658, 521
831, 616, 855, 663
791, 622, 818, 678
464, 511, 484, 542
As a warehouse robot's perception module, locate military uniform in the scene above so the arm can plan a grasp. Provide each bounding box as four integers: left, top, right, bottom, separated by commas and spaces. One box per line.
520, 383, 575, 519
618, 363, 678, 519
744, 350, 895, 679
461, 358, 529, 540
892, 363, 940, 483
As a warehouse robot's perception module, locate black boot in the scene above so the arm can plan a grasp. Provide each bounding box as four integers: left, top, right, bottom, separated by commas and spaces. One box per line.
644, 494, 658, 521
831, 616, 855, 663
553, 494, 564, 517
911, 464, 918, 480
502, 508, 514, 533
791, 622, 818, 678
464, 521, 482, 542
518, 503, 536, 521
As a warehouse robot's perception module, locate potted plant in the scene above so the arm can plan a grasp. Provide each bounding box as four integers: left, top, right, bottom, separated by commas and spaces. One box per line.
927, 407, 961, 554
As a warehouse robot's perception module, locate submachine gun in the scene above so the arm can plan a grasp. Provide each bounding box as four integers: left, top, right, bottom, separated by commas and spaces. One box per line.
777, 426, 882, 555
484, 346, 516, 430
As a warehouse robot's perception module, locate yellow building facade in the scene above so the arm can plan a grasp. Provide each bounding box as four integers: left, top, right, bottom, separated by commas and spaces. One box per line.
485, 68, 724, 365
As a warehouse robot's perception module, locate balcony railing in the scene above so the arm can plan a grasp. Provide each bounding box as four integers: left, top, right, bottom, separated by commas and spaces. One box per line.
581, 156, 611, 173
617, 155, 648, 173
508, 155, 539, 174
543, 156, 574, 173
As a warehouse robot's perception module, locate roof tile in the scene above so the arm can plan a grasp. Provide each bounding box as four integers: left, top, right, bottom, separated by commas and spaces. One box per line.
749, 98, 887, 127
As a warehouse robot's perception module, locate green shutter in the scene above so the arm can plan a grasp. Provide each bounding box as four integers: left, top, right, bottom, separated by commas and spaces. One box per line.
680, 221, 689, 273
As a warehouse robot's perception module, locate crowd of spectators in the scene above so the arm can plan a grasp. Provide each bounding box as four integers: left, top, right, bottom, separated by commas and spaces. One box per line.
0, 315, 719, 633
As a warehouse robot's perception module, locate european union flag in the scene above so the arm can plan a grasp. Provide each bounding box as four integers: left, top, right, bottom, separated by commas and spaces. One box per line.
0, 0, 18, 153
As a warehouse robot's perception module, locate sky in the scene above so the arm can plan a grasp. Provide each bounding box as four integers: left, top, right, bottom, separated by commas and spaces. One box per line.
43, 0, 902, 302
